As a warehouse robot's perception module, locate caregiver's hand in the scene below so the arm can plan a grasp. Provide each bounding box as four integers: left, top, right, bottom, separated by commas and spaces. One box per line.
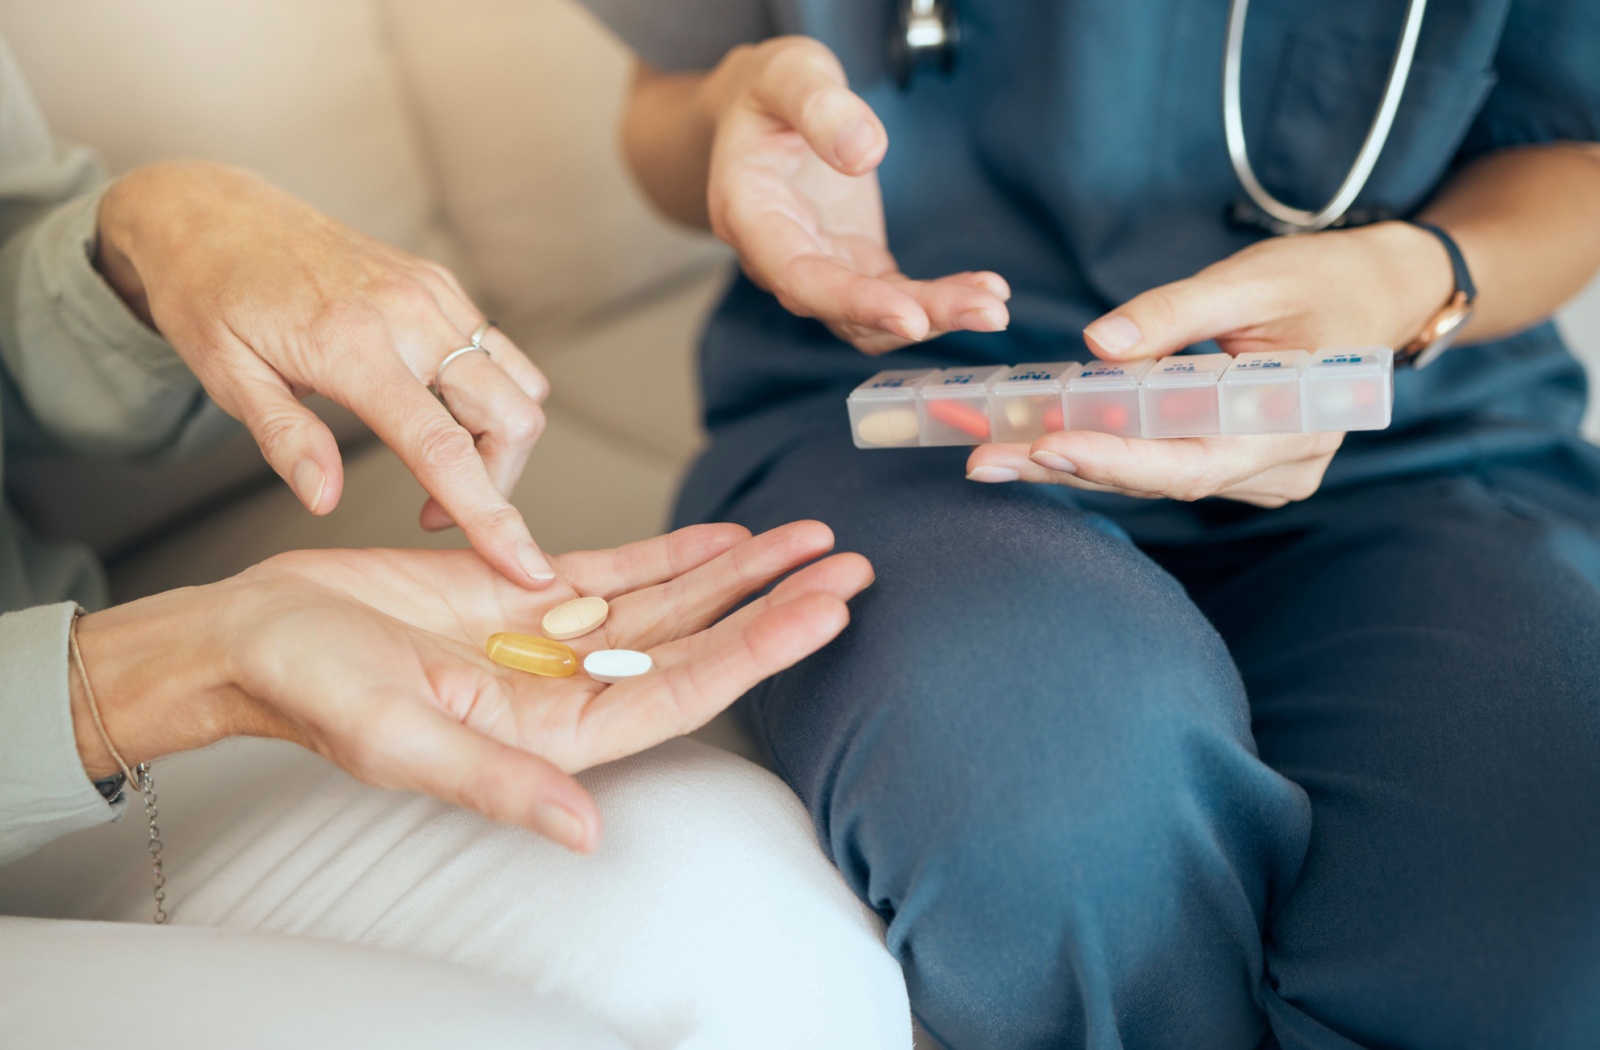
694, 37, 1010, 353
966, 222, 1454, 507
94, 161, 558, 587
71, 522, 872, 852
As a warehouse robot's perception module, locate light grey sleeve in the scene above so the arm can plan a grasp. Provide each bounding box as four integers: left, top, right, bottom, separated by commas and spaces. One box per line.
0, 603, 123, 867
577, 0, 776, 71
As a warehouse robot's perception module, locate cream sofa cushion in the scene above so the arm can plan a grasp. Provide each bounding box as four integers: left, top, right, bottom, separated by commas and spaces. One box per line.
382, 0, 729, 335
0, 0, 449, 263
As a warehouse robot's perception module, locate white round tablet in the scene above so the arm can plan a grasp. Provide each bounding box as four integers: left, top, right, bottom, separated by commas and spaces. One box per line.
583, 649, 654, 684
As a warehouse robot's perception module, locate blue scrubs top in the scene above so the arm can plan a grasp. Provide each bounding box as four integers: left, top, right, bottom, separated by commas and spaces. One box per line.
580, 0, 1600, 522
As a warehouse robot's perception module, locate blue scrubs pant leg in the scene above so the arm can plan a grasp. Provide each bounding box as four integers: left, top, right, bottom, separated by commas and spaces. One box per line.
707, 436, 1311, 1049
1162, 476, 1600, 1050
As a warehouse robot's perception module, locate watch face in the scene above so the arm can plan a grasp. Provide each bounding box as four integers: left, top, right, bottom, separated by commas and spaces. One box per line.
1412, 298, 1476, 369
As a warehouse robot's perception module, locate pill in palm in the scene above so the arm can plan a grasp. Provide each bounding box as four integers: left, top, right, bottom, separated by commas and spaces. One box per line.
583, 649, 654, 684
486, 632, 579, 678
541, 595, 610, 640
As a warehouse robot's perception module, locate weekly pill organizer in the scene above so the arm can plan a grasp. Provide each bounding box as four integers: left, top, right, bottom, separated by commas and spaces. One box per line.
847, 348, 1394, 448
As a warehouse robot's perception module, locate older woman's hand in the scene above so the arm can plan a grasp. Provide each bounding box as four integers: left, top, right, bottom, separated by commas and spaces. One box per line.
965, 222, 1455, 507
94, 161, 557, 587
72, 521, 871, 852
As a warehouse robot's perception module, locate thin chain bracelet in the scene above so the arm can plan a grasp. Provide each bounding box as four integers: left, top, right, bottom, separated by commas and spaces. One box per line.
69, 612, 169, 924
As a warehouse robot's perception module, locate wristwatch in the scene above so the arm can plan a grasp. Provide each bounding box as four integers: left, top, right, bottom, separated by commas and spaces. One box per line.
1398, 221, 1477, 369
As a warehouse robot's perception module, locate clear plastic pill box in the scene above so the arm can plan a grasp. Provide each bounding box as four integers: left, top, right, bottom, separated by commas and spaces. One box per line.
1220, 350, 1310, 435
987, 362, 1080, 443
1066, 358, 1155, 437
847, 346, 1394, 449
848, 368, 935, 449
1302, 347, 1394, 433
917, 366, 1007, 446
1139, 353, 1231, 438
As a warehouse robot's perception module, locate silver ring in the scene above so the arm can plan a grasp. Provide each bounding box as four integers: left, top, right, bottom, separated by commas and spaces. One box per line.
469, 320, 494, 348
430, 344, 492, 399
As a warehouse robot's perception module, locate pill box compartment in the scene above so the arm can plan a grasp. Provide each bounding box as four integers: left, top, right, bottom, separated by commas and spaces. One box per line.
1066, 358, 1155, 437
1139, 353, 1231, 438
987, 362, 1079, 443
1303, 347, 1393, 433
848, 369, 935, 449
918, 366, 1006, 446
1220, 350, 1310, 435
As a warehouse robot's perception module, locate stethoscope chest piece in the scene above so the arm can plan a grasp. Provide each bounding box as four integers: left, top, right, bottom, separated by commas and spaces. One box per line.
891, 0, 959, 90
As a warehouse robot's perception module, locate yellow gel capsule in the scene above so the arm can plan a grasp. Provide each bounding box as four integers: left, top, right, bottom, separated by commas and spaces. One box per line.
486, 632, 578, 678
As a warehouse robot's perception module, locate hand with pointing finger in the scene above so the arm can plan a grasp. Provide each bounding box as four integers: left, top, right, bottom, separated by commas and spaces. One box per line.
94, 160, 558, 587
966, 222, 1455, 507
700, 37, 1011, 353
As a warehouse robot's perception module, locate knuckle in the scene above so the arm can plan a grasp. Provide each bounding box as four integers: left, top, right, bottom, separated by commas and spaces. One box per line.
314, 299, 386, 349
413, 420, 478, 475
251, 409, 304, 460
500, 402, 545, 446
378, 275, 439, 317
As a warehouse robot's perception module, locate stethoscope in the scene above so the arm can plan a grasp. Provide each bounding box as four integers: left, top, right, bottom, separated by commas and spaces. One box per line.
890, 0, 1430, 236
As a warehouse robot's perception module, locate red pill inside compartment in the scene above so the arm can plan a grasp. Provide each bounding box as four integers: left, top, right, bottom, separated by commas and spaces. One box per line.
1100, 403, 1129, 432
1043, 402, 1065, 432
927, 398, 992, 440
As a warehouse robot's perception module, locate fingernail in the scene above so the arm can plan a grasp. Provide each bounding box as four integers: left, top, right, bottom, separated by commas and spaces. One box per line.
877, 316, 919, 342
979, 275, 1012, 301
967, 465, 1020, 483
834, 118, 878, 169
958, 307, 1007, 332
1084, 314, 1142, 356
292, 459, 326, 513
1031, 451, 1079, 474
518, 543, 557, 583
532, 802, 590, 852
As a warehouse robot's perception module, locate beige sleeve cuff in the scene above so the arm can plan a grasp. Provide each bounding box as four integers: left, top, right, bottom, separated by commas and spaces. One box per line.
0, 602, 123, 867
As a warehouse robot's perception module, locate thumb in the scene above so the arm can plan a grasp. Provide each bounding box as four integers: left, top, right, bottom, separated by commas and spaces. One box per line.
226, 359, 346, 515
746, 38, 887, 175
1083, 272, 1279, 361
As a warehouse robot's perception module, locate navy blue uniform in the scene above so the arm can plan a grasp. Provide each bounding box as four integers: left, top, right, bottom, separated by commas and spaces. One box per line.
582, 2, 1600, 1045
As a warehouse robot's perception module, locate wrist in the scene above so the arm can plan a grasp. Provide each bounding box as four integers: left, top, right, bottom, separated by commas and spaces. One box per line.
93, 175, 154, 327
69, 581, 249, 779
1355, 220, 1458, 347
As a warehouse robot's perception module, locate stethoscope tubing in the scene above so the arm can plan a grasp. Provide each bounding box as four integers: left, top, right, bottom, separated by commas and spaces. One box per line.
1222, 0, 1429, 233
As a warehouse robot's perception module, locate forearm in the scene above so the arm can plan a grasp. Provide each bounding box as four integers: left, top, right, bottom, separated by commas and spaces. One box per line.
622, 63, 724, 229
1419, 142, 1600, 344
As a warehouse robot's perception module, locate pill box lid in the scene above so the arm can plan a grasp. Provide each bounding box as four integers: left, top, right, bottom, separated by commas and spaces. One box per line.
1223, 349, 1310, 383
1306, 347, 1394, 378
849, 368, 937, 401
991, 361, 1082, 392
1142, 353, 1233, 388
919, 365, 1007, 398
1068, 357, 1156, 390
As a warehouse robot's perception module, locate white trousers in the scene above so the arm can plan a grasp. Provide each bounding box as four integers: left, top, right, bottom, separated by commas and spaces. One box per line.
0, 738, 911, 1049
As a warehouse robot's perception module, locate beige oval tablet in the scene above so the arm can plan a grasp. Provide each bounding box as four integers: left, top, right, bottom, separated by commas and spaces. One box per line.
541, 596, 610, 640
856, 407, 920, 446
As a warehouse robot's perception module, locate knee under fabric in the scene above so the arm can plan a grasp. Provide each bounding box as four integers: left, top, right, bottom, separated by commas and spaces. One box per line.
0, 738, 912, 1050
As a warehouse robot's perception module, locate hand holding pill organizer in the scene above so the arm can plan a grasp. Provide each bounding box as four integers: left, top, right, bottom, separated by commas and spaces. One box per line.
848, 348, 1394, 448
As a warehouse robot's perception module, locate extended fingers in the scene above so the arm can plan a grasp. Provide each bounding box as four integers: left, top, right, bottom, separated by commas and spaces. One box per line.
966, 431, 1342, 503
424, 349, 546, 531
555, 522, 757, 598
374, 698, 599, 852
209, 346, 347, 516
607, 520, 840, 650
578, 589, 854, 763
746, 38, 886, 174
363, 361, 556, 587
